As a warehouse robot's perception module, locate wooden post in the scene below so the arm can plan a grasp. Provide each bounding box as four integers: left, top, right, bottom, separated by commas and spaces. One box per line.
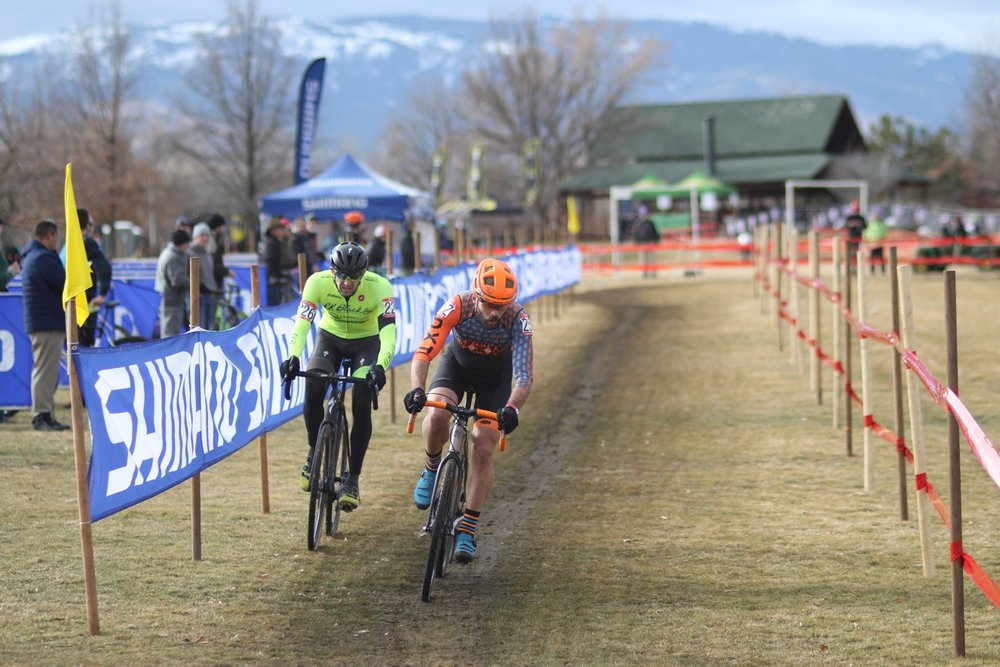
889, 248, 907, 521
757, 225, 773, 315
843, 238, 853, 457
189, 256, 202, 561
858, 247, 874, 491
772, 223, 783, 348
251, 265, 270, 514
789, 229, 801, 370
297, 252, 307, 291
414, 231, 423, 273
432, 227, 441, 273
897, 264, 935, 576
67, 300, 101, 635
809, 231, 822, 403
832, 238, 842, 430
945, 270, 965, 656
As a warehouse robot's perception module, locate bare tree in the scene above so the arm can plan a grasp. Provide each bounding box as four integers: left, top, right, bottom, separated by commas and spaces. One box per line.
963, 52, 1000, 206
0, 69, 63, 228
60, 0, 142, 225
372, 77, 462, 195
460, 12, 665, 235
174, 0, 295, 247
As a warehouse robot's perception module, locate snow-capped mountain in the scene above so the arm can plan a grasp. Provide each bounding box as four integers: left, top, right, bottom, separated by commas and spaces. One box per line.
0, 15, 974, 155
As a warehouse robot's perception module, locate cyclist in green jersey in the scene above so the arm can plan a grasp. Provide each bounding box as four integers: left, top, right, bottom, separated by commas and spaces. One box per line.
280, 242, 397, 510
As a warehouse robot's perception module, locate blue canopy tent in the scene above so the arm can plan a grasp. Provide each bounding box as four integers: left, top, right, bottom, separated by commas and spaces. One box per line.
259, 153, 432, 222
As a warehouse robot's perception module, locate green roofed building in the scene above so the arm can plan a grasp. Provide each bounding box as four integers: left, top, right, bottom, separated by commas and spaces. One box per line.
560, 94, 922, 239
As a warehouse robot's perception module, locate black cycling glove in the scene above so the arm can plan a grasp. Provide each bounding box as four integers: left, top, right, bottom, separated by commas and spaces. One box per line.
403, 387, 427, 414
497, 405, 519, 434
280, 356, 300, 382
366, 364, 386, 391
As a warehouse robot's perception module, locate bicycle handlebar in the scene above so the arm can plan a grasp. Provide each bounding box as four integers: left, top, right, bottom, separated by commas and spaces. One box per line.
282, 368, 379, 411
405, 399, 507, 452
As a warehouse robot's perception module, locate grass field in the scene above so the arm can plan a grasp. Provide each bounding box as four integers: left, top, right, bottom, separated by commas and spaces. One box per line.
2, 266, 999, 665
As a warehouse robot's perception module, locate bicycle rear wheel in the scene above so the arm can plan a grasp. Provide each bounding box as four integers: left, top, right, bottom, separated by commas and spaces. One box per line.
327, 410, 349, 537
307, 422, 332, 551
422, 457, 459, 602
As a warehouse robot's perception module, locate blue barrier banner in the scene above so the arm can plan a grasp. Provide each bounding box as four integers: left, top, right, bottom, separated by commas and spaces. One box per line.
73, 245, 580, 520
0, 294, 32, 408
102, 279, 158, 343
79, 301, 311, 521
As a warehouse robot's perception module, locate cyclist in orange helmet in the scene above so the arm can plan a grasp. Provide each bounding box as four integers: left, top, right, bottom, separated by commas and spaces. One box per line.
403, 257, 533, 563
342, 210, 366, 244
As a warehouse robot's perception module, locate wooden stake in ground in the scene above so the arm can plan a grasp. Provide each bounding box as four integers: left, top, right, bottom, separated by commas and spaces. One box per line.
843, 239, 853, 457
789, 228, 800, 370
945, 270, 965, 656
889, 248, 907, 522
772, 223, 783, 349
897, 264, 934, 577
809, 231, 821, 402
832, 239, 842, 430
858, 248, 874, 492
189, 256, 202, 561
251, 265, 270, 514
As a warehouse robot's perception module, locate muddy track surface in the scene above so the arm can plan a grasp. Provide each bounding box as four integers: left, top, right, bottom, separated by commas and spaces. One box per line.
468, 291, 644, 577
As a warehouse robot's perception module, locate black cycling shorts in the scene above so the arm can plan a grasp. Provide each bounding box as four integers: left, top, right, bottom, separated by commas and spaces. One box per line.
428, 345, 512, 413
307, 329, 381, 375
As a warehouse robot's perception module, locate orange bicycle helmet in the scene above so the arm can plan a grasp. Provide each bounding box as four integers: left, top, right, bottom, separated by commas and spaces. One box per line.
473, 258, 518, 304
344, 210, 365, 225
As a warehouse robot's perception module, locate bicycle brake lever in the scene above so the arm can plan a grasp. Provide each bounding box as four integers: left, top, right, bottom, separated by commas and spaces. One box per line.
371, 385, 379, 411
283, 376, 292, 401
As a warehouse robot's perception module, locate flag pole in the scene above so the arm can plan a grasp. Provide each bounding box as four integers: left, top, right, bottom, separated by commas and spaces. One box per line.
63, 164, 100, 635
67, 299, 101, 635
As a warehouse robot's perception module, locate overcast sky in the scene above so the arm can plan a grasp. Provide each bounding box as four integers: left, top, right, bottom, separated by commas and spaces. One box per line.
1, 0, 997, 52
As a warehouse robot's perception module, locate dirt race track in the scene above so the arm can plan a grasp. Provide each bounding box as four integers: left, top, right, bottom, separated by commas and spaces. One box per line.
3, 268, 1000, 665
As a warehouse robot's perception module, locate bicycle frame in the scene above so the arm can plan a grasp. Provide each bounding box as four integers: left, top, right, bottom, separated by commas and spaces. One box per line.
284, 359, 379, 550
407, 394, 506, 600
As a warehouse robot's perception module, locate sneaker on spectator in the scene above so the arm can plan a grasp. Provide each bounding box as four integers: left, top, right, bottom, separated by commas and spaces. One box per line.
32, 413, 69, 431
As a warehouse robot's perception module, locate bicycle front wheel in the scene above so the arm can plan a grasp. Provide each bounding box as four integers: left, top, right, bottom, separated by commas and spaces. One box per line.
422, 457, 459, 602
327, 410, 349, 537
307, 421, 332, 551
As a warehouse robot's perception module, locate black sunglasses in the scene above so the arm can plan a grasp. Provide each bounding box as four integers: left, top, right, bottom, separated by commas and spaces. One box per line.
334, 269, 365, 281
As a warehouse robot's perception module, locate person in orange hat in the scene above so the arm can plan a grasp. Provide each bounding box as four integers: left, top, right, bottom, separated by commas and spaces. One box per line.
342, 210, 366, 244
402, 258, 533, 564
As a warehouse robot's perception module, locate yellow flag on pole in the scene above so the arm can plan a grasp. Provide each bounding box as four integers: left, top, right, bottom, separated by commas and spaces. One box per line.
63, 164, 92, 327
566, 195, 581, 236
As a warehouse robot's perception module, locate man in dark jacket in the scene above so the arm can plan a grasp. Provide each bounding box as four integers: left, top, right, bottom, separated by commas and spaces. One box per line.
21, 220, 70, 431
66, 208, 112, 346
633, 205, 660, 278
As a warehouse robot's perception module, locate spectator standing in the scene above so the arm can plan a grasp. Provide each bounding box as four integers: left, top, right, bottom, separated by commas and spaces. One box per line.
342, 210, 367, 244
863, 213, 888, 275
632, 205, 660, 278
366, 224, 388, 275
20, 220, 70, 431
207, 214, 233, 289
291, 217, 316, 277
0, 218, 19, 291
844, 200, 867, 270
189, 223, 220, 329
60, 208, 112, 346
400, 221, 416, 276
260, 219, 297, 305
156, 229, 191, 337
